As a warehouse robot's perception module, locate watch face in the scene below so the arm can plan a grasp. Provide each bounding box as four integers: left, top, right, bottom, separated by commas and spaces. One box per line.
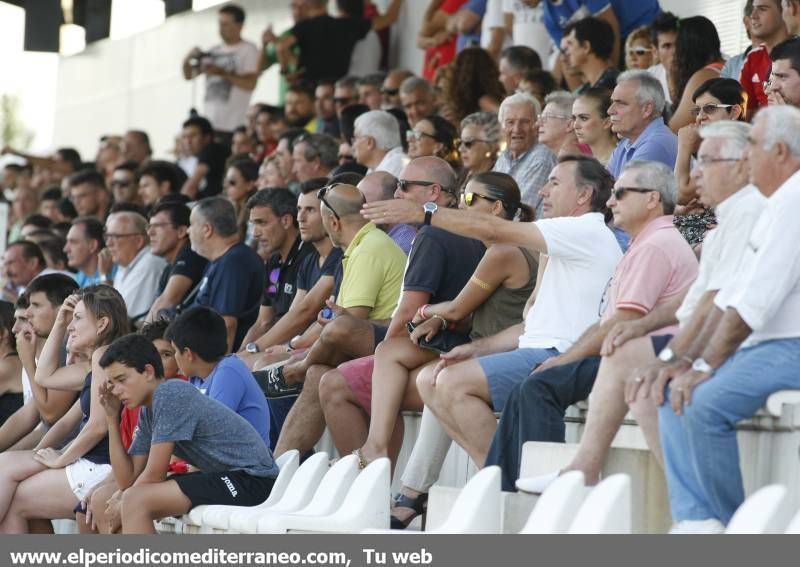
423, 202, 438, 213
658, 348, 674, 362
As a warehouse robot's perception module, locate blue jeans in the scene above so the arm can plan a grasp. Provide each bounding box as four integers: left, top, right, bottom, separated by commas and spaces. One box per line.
659, 338, 800, 524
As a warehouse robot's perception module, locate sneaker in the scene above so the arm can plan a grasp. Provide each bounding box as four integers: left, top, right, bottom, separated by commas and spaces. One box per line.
263, 366, 303, 399
516, 470, 560, 494
668, 519, 725, 534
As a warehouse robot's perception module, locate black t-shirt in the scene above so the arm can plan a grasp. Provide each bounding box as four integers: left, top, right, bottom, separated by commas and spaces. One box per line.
157, 241, 209, 300
296, 247, 343, 292
291, 15, 371, 83
403, 226, 486, 304
261, 237, 316, 319
196, 142, 230, 199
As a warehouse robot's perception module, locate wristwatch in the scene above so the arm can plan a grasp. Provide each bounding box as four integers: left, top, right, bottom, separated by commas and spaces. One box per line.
423, 202, 438, 226
245, 342, 259, 354
657, 347, 678, 364
691, 357, 714, 375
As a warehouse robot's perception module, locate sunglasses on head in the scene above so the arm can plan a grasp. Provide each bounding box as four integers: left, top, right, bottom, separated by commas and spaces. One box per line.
611, 187, 657, 200
317, 183, 365, 220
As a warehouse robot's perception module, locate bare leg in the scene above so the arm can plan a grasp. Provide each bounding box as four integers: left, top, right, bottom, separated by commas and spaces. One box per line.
0, 451, 47, 524
251, 351, 292, 371
121, 480, 192, 534
359, 338, 433, 461
0, 468, 77, 533
433, 360, 497, 467
565, 336, 657, 483
283, 315, 376, 385
274, 364, 331, 456
89, 482, 121, 534
319, 368, 371, 456
629, 397, 664, 469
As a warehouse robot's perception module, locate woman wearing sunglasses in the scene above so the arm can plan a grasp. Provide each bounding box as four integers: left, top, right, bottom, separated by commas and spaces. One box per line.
456, 111, 502, 191
624, 26, 655, 71
406, 114, 460, 170
335, 172, 537, 528
674, 78, 745, 246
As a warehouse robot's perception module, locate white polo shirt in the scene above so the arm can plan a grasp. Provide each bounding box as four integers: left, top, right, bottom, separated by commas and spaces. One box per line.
519, 212, 622, 352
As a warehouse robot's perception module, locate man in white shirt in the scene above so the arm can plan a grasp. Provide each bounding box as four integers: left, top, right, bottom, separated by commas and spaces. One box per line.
100, 212, 167, 321
182, 4, 259, 136
352, 110, 407, 177
518, 121, 766, 497
654, 106, 800, 532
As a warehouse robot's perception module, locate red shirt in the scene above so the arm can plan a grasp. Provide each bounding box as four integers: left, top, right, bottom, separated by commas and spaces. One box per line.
423, 0, 467, 81
739, 44, 770, 118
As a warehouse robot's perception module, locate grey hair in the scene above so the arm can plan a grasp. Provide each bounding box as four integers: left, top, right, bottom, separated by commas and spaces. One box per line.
359, 72, 386, 88
399, 76, 433, 96
621, 159, 677, 214
194, 196, 239, 238
756, 105, 800, 160
616, 70, 666, 116
298, 133, 339, 170
354, 110, 402, 151
460, 112, 501, 145
110, 211, 147, 235
498, 92, 541, 124
698, 120, 751, 160
334, 75, 359, 90
544, 91, 576, 117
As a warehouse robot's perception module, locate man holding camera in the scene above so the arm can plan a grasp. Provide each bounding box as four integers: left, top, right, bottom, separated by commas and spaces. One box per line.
182, 4, 260, 142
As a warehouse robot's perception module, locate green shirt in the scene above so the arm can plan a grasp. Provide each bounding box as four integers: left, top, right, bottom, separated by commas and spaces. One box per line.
337, 223, 406, 320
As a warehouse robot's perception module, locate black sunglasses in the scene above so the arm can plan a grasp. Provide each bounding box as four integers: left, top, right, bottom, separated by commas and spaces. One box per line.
381, 87, 399, 96
459, 138, 489, 149
611, 187, 657, 200
396, 179, 436, 193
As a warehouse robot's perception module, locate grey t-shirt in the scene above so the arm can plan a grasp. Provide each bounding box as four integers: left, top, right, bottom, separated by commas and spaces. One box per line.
128, 380, 278, 478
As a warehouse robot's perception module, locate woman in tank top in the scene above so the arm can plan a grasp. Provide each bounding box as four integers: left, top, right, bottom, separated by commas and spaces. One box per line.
0, 285, 129, 533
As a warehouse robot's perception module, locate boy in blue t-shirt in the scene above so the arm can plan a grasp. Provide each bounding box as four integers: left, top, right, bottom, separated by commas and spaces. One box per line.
99, 334, 278, 534
164, 306, 271, 444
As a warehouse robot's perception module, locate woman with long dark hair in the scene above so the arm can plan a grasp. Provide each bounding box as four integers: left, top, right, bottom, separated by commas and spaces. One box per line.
445, 47, 506, 124
668, 16, 724, 132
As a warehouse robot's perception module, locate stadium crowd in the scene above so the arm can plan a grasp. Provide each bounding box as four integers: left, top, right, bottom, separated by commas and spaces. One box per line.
0, 0, 800, 534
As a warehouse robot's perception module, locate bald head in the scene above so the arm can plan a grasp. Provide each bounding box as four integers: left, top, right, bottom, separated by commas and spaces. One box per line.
405, 156, 457, 194
322, 184, 367, 220
358, 171, 397, 202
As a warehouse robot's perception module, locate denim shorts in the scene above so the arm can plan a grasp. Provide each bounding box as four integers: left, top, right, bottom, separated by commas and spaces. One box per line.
478, 348, 560, 412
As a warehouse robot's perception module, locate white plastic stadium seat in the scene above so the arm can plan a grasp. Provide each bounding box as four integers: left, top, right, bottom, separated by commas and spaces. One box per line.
257, 455, 360, 533
519, 471, 589, 534
568, 474, 632, 534
426, 466, 502, 534
726, 485, 793, 534
227, 451, 330, 533
189, 450, 300, 533
270, 457, 391, 533
785, 508, 800, 534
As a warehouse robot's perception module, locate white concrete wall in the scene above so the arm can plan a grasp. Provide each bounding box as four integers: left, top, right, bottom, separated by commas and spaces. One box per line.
53, 0, 748, 161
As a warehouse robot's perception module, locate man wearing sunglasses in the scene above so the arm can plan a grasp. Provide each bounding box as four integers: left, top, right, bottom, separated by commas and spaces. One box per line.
381, 69, 413, 109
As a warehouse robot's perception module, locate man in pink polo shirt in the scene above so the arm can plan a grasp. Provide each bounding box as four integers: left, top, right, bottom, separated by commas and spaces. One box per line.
486, 159, 699, 491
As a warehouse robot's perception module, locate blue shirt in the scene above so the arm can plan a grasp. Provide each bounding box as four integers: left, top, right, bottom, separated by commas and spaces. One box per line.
193, 243, 265, 351
607, 118, 678, 179
543, 0, 660, 44
457, 0, 486, 51
76, 265, 118, 288
189, 355, 271, 445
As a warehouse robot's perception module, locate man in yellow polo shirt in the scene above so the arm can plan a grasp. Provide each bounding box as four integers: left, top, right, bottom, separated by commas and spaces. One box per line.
263, 184, 407, 453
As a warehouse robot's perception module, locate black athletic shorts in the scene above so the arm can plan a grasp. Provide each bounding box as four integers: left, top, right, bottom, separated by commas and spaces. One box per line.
172, 470, 275, 508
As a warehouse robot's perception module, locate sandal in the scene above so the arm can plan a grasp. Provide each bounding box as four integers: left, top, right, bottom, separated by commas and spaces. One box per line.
352, 448, 370, 470
390, 491, 428, 530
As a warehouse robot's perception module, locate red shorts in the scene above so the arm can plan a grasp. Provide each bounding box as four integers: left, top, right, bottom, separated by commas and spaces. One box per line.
338, 355, 375, 415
